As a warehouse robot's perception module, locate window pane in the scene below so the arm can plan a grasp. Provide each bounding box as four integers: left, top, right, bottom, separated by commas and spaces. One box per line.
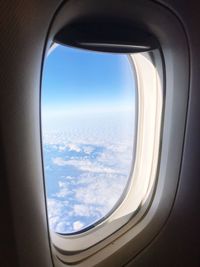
42, 44, 137, 234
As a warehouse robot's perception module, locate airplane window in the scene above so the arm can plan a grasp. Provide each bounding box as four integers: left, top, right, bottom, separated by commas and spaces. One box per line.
42, 44, 137, 234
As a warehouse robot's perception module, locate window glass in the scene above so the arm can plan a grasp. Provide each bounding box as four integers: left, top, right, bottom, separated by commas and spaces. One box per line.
42, 44, 136, 234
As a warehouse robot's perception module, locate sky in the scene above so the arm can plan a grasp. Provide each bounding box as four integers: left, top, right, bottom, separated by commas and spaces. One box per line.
42, 45, 135, 124
42, 44, 136, 234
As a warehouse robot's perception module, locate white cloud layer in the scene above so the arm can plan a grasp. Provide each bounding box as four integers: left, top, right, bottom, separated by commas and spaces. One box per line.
53, 157, 123, 174
44, 115, 135, 234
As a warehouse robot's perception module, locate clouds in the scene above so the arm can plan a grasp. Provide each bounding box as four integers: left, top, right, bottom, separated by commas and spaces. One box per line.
42, 110, 135, 148
74, 173, 125, 208
73, 221, 85, 231
67, 143, 81, 152
53, 157, 122, 174
82, 145, 94, 155
54, 181, 70, 198
47, 198, 70, 232
73, 204, 94, 217
52, 157, 68, 166
43, 127, 134, 234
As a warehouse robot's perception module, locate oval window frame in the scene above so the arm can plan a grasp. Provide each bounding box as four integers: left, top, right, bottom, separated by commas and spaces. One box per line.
40, 0, 190, 266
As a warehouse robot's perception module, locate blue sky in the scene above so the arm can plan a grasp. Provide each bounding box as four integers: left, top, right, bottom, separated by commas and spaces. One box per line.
42, 44, 135, 120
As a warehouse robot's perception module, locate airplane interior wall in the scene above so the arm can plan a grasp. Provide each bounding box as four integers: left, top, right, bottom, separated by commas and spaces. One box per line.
0, 1, 199, 267
129, 1, 200, 266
